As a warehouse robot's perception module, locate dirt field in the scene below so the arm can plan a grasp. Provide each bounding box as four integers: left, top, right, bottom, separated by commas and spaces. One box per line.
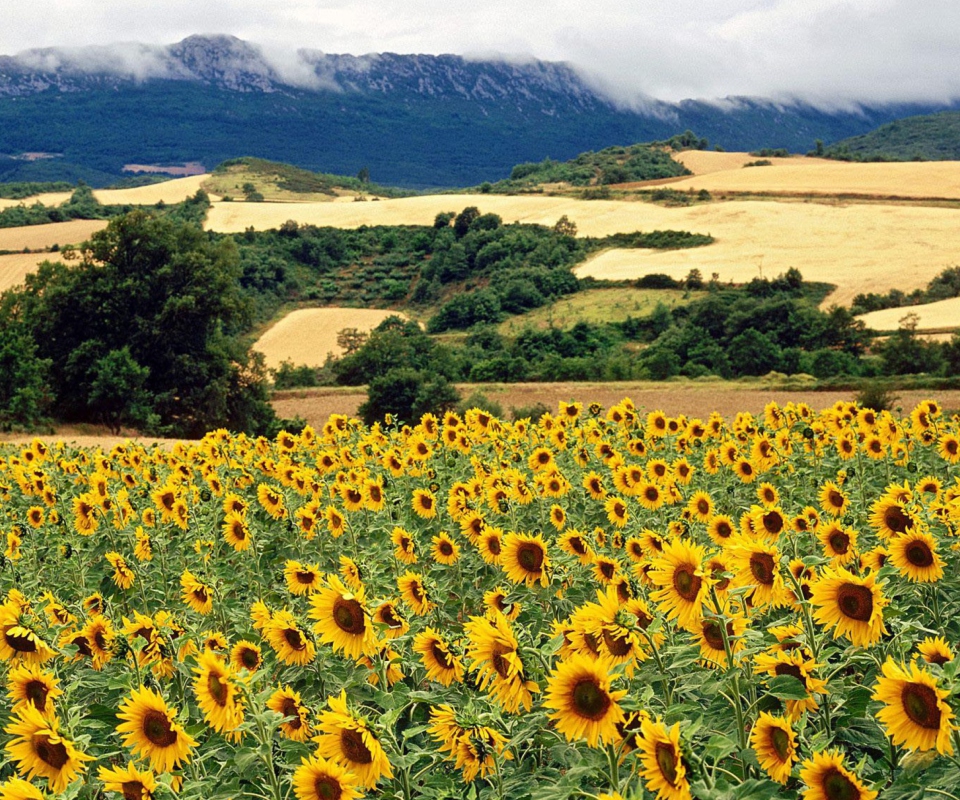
857, 297, 960, 332
0, 252, 65, 293
253, 308, 409, 369
0, 219, 108, 252
270, 383, 960, 427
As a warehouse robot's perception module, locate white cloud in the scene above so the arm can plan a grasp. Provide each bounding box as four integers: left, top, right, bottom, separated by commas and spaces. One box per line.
1, 0, 958, 107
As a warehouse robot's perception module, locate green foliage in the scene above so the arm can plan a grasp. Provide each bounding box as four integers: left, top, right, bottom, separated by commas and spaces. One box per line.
358, 367, 460, 425
0, 322, 52, 430
851, 266, 960, 316
1, 210, 276, 436
854, 381, 900, 412
213, 157, 412, 198
823, 111, 960, 161
0, 180, 73, 199
492, 142, 691, 191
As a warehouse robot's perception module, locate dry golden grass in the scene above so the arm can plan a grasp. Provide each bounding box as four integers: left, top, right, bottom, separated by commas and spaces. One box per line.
206, 195, 960, 308
253, 307, 408, 369
0, 252, 65, 293
672, 151, 810, 175
0, 219, 108, 252
857, 297, 960, 332
665, 159, 960, 199
93, 175, 215, 205
0, 192, 73, 210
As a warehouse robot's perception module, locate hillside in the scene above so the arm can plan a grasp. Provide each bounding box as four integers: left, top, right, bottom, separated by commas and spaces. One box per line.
825, 111, 960, 161
1, 35, 957, 187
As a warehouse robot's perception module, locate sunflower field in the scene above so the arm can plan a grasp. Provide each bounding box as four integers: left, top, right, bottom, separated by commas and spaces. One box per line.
2, 398, 960, 800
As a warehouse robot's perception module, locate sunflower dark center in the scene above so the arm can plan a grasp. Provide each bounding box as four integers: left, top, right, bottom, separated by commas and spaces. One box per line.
599, 561, 615, 579
697, 499, 710, 515
750, 553, 776, 585
490, 645, 513, 678
602, 628, 632, 657
901, 683, 941, 729
702, 619, 734, 651
25, 679, 50, 708
569, 537, 587, 555
715, 521, 733, 539
517, 542, 545, 572
821, 768, 861, 800
35, 734, 70, 769
7, 631, 38, 653
283, 628, 306, 651
762, 512, 784, 535
837, 583, 873, 622
72, 635, 93, 657
280, 698, 303, 729
485, 536, 501, 556
143, 710, 179, 747
740, 462, 754, 476
673, 566, 702, 601
645, 486, 660, 502
121, 781, 148, 800
207, 673, 228, 706
770, 727, 791, 762
774, 663, 808, 688
439, 541, 454, 556
655, 742, 679, 786
333, 597, 367, 635
192, 587, 208, 603
905, 541, 934, 568
240, 648, 260, 669
340, 728, 373, 764
295, 571, 316, 584
829, 490, 845, 508
431, 642, 455, 669
571, 677, 611, 720
829, 531, 850, 553
369, 487, 382, 503
884, 505, 913, 534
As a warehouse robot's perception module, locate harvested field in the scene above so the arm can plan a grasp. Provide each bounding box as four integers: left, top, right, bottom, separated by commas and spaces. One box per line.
0, 251, 65, 293
253, 307, 408, 369
672, 150, 811, 174
94, 174, 213, 205
857, 296, 960, 332
664, 159, 960, 199
0, 219, 107, 252
0, 191, 73, 209
205, 195, 960, 308
271, 382, 960, 426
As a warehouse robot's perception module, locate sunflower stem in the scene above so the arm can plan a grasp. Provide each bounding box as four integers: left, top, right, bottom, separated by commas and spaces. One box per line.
254, 710, 284, 800
605, 742, 620, 793
709, 587, 749, 775
641, 629, 673, 708
888, 736, 898, 783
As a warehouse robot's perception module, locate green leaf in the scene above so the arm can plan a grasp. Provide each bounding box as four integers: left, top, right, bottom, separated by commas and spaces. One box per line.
766, 675, 809, 700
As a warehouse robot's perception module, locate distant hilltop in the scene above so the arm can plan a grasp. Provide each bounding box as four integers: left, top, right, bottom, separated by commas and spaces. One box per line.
1, 35, 958, 188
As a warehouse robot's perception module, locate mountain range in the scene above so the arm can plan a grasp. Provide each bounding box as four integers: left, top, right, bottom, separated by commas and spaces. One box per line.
1, 35, 957, 188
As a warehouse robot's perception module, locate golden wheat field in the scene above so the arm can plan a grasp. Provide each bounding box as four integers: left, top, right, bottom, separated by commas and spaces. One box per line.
92, 174, 215, 205
0, 219, 108, 252
0, 191, 73, 210
664, 158, 960, 199
672, 150, 815, 175
253, 308, 410, 369
857, 296, 960, 332
205, 194, 960, 308
0, 252, 65, 293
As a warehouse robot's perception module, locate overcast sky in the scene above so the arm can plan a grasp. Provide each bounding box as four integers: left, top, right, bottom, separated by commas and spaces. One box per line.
2, 0, 959, 108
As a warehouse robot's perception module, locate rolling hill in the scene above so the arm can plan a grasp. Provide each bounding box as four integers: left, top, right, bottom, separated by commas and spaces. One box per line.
824, 111, 960, 161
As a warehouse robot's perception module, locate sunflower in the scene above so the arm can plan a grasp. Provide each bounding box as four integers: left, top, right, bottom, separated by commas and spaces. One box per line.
267, 686, 312, 742
257, 483, 287, 519
648, 538, 712, 630
939, 432, 960, 464
309, 576, 376, 660
411, 488, 438, 519
314, 690, 393, 789
750, 712, 797, 783
390, 527, 417, 564
193, 651, 244, 736
455, 726, 512, 782
604, 495, 629, 528
873, 658, 956, 754
106, 552, 135, 590
501, 532, 550, 587
558, 529, 594, 564
0, 603, 55, 666
431, 532, 460, 565
476, 527, 504, 565
284, 560, 323, 595
465, 612, 539, 714
637, 718, 691, 800
706, 515, 735, 547
888, 528, 944, 583
810, 566, 888, 648
98, 762, 158, 800
116, 686, 196, 773
868, 495, 915, 539
799, 749, 877, 800
222, 512, 252, 552
229, 640, 262, 673
292, 753, 362, 800
372, 601, 409, 639
816, 522, 858, 566
728, 537, 789, 609
4, 704, 92, 792
263, 610, 316, 666
413, 628, 464, 686
818, 481, 849, 517
917, 636, 954, 666
754, 649, 828, 720
179, 571, 213, 616
5, 664, 61, 717
733, 458, 757, 483
694, 609, 748, 669
544, 654, 626, 747
583, 471, 607, 500
483, 587, 521, 620
397, 572, 435, 615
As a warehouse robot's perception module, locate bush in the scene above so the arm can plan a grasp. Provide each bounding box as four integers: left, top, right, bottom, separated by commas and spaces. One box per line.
359, 367, 460, 425
456, 390, 504, 419
855, 382, 899, 412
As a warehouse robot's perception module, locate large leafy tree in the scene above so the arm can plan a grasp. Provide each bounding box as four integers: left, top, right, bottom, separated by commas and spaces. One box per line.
4, 210, 276, 436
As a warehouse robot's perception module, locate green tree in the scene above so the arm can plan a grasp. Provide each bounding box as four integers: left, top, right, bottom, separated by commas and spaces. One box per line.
358, 367, 460, 425
0, 322, 52, 430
